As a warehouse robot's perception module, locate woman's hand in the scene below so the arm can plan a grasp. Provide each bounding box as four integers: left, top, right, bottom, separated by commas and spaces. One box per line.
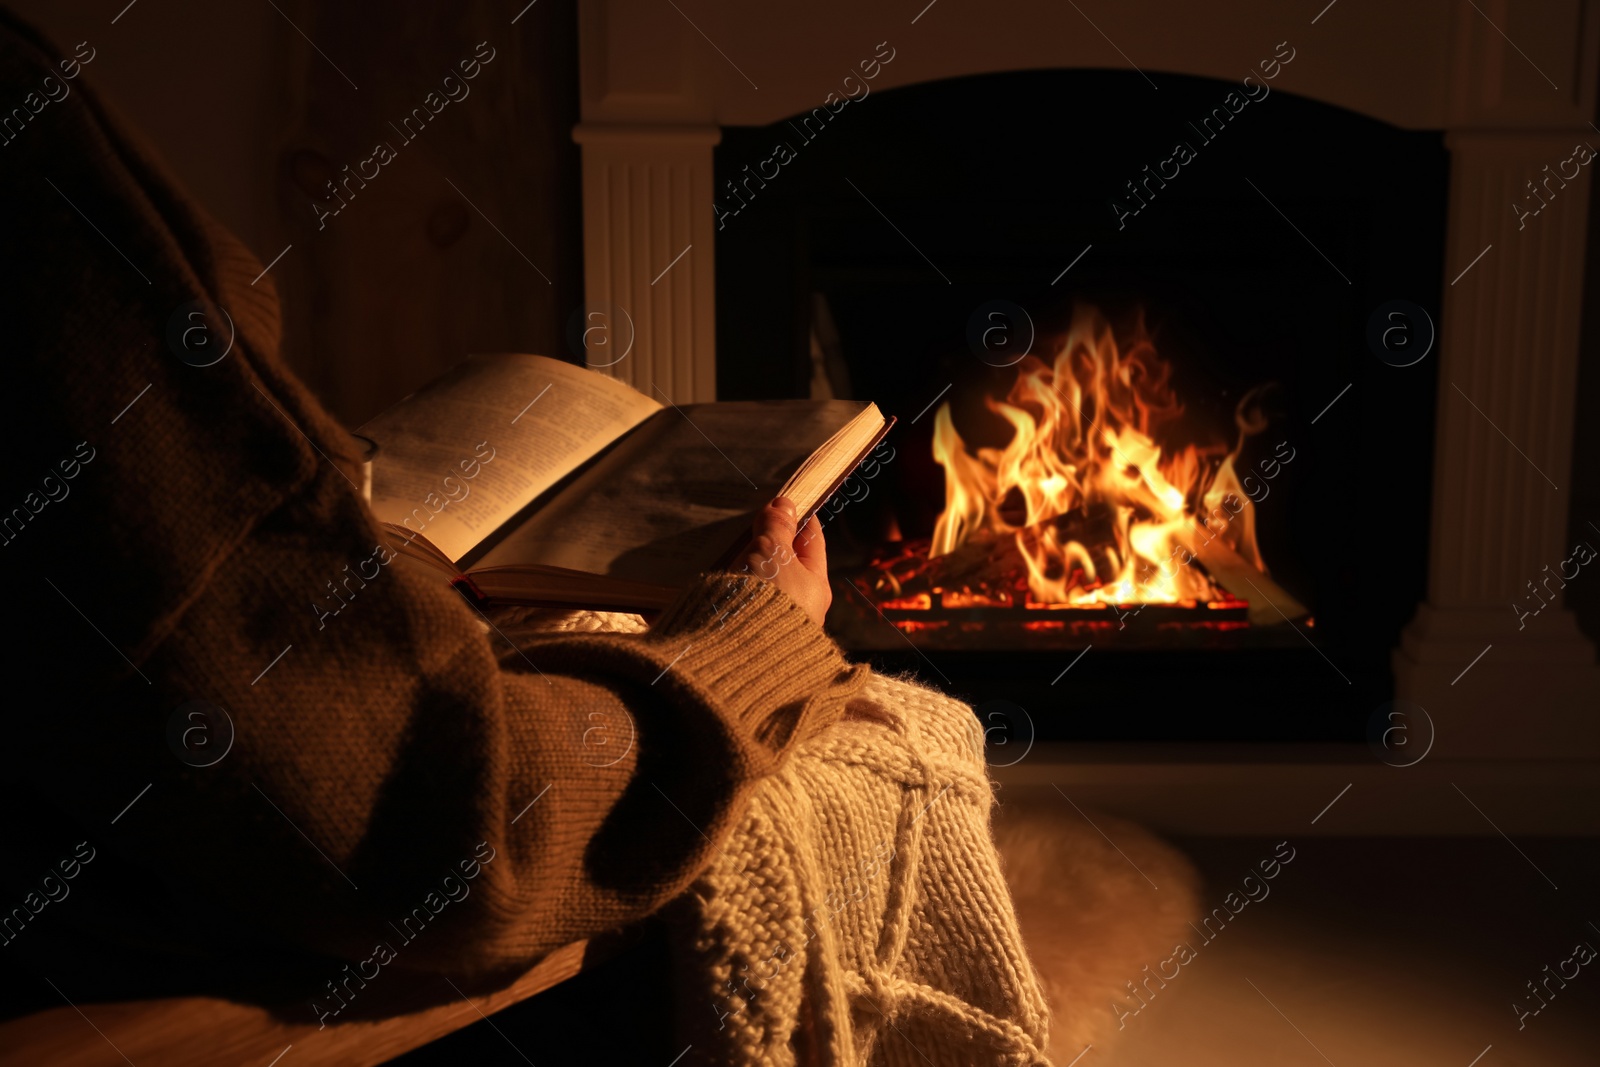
741, 497, 832, 626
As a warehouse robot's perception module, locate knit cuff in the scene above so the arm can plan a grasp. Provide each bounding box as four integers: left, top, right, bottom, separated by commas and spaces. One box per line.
653, 573, 869, 754
517, 573, 870, 776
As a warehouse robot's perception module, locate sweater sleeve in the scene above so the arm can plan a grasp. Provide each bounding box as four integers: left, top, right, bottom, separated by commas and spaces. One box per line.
127, 469, 872, 977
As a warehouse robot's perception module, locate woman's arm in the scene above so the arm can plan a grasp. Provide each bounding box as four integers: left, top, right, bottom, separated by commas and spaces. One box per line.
126, 467, 867, 977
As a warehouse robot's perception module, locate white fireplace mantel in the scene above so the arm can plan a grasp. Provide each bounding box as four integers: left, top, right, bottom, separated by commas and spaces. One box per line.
575, 0, 1600, 758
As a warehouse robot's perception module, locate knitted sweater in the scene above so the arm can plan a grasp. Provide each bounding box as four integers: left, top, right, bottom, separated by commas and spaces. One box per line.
0, 8, 867, 999
675, 671, 1053, 1066
499, 612, 1054, 1066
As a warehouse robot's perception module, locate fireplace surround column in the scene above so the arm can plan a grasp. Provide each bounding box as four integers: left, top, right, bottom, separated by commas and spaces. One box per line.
571, 124, 720, 402
1390, 0, 1600, 758
1392, 134, 1600, 759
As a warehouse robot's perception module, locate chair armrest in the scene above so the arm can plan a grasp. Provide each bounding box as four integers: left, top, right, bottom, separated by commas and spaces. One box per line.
0, 940, 588, 1067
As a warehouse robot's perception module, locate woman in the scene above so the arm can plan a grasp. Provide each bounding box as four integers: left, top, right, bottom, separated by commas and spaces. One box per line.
0, 11, 1048, 1064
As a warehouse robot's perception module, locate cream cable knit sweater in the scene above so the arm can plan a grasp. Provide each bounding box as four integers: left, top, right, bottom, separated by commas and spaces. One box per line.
679, 672, 1053, 1066
501, 609, 1053, 1066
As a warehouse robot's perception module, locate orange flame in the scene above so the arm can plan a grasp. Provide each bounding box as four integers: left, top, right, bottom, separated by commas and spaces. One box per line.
930, 305, 1267, 606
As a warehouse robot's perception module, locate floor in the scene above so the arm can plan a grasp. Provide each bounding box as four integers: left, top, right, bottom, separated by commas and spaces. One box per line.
1095, 837, 1600, 1067
381, 835, 1600, 1066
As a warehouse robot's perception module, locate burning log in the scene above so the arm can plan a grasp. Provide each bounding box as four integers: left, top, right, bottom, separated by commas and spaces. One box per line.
863, 505, 1167, 605
924, 304, 1276, 611
1178, 520, 1309, 626
849, 303, 1311, 644
852, 511, 1296, 634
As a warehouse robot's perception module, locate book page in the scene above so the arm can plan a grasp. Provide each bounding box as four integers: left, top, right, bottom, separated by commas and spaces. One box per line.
360, 354, 661, 563
777, 407, 888, 512
473, 400, 875, 585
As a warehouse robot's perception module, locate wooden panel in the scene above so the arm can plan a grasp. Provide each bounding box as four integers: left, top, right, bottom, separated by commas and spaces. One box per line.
271, 0, 583, 427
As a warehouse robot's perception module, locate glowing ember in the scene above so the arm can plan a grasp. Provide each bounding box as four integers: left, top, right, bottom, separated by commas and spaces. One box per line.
929, 305, 1269, 607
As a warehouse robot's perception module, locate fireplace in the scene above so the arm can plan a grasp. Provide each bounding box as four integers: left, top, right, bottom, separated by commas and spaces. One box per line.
706, 68, 1447, 741
572, 0, 1600, 761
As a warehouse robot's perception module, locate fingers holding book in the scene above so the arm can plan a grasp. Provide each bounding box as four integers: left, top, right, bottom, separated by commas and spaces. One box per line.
743, 497, 832, 626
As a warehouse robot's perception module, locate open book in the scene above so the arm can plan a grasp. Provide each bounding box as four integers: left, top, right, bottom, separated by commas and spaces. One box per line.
359, 354, 891, 610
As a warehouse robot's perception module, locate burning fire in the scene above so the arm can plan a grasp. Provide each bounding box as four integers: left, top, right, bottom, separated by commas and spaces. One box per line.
930, 305, 1268, 606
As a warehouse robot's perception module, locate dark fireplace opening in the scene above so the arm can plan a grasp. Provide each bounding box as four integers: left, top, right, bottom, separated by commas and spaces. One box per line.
715, 69, 1448, 743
